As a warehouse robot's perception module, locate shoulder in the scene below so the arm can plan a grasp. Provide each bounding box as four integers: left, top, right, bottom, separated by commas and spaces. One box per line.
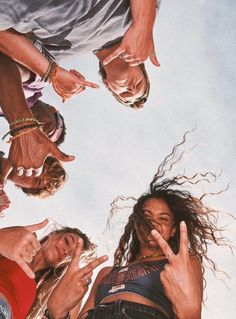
95, 266, 113, 283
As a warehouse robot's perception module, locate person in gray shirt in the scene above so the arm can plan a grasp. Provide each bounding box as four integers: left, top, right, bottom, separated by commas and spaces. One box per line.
0, 0, 161, 109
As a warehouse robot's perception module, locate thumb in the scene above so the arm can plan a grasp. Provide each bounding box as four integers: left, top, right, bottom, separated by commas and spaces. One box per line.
0, 160, 13, 183
50, 144, 75, 162
68, 239, 83, 271
103, 47, 125, 65
149, 50, 160, 67
25, 219, 49, 233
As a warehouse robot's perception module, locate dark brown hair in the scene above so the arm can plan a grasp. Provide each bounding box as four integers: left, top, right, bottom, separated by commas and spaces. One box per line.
111, 133, 232, 282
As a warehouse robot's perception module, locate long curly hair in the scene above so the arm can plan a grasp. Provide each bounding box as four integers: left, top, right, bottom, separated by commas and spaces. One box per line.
27, 227, 96, 319
112, 133, 232, 282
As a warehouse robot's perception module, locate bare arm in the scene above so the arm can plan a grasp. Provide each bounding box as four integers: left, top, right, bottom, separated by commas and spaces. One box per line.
0, 29, 49, 76
78, 267, 112, 319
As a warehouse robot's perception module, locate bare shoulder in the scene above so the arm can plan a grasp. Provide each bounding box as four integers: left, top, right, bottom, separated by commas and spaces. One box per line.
95, 266, 112, 282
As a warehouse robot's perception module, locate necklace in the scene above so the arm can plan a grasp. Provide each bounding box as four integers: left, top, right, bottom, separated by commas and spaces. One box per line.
136, 252, 164, 261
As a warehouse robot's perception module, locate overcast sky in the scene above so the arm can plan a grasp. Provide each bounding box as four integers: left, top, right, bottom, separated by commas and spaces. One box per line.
0, 1, 236, 317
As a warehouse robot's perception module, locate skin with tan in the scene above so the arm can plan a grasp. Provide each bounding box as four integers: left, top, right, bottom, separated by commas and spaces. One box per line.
79, 198, 203, 319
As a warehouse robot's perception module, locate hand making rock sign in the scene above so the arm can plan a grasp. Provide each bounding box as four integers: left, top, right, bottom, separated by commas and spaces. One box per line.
151, 221, 203, 319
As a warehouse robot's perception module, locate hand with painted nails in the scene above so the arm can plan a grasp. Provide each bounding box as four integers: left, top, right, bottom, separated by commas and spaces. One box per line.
103, 24, 160, 67
151, 222, 203, 319
51, 66, 99, 102
47, 239, 108, 319
7, 128, 75, 177
0, 219, 48, 279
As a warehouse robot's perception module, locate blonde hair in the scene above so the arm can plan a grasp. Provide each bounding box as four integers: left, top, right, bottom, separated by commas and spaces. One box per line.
26, 227, 96, 318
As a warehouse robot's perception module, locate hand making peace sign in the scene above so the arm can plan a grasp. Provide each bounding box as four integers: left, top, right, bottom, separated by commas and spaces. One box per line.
151, 221, 203, 319
47, 239, 108, 319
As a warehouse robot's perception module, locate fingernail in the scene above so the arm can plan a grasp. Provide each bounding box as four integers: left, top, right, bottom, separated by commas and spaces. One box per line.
103, 255, 109, 260
151, 229, 159, 236
180, 221, 186, 227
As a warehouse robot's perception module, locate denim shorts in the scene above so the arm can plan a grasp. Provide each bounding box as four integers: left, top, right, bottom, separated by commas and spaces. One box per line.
84, 300, 170, 319
0, 297, 11, 319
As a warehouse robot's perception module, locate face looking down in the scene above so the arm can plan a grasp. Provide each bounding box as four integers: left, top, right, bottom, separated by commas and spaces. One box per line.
135, 198, 176, 251
40, 232, 81, 268
104, 63, 147, 106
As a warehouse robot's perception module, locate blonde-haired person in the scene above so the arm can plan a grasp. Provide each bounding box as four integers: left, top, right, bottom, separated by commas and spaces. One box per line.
0, 221, 107, 319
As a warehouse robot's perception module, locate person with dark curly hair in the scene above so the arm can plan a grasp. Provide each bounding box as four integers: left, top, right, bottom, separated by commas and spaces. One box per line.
45, 134, 231, 319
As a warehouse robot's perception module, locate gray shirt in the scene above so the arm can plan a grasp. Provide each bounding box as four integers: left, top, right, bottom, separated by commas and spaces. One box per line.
0, 0, 160, 60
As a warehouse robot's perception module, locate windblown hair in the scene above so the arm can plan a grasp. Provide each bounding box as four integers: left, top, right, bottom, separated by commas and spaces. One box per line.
27, 227, 96, 319
112, 132, 231, 283
18, 157, 67, 198
99, 63, 150, 109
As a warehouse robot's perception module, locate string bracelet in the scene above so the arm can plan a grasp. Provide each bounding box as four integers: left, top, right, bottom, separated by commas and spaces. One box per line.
41, 61, 58, 82
7, 127, 39, 143
2, 123, 42, 141
10, 117, 41, 129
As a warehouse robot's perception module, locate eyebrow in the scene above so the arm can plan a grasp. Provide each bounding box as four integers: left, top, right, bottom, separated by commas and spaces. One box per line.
143, 209, 172, 217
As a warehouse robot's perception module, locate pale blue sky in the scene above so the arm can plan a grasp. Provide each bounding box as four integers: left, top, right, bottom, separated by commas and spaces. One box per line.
0, 1, 236, 317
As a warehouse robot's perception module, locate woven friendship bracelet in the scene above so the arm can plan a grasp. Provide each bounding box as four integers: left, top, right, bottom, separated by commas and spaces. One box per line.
10, 117, 40, 128
2, 123, 42, 141
7, 127, 39, 143
41, 61, 58, 82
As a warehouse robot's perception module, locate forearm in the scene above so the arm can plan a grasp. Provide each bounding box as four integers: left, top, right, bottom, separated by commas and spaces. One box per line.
0, 53, 33, 123
130, 0, 157, 30
0, 29, 49, 77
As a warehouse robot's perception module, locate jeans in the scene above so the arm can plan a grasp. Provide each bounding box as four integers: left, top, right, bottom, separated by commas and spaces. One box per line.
0, 298, 11, 319
84, 300, 170, 319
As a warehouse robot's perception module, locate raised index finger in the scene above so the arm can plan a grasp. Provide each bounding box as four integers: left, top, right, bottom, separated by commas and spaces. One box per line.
151, 229, 174, 261
179, 221, 189, 257
78, 255, 108, 278
68, 239, 83, 270
77, 79, 99, 89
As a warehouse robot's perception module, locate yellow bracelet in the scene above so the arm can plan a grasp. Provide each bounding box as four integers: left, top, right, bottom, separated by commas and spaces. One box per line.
10, 117, 40, 128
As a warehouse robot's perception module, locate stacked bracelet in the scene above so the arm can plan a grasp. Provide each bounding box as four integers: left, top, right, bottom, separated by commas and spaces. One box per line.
3, 118, 42, 141
41, 61, 58, 82
10, 117, 41, 128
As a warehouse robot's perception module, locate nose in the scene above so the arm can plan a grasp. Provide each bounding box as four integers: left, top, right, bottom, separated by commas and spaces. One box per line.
127, 83, 137, 94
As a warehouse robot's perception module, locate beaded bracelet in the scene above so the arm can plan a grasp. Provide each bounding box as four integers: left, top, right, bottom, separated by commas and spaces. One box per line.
10, 117, 40, 128
41, 61, 58, 82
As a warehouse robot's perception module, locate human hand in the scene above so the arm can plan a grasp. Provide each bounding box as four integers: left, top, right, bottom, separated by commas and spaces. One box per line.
103, 24, 160, 67
151, 222, 202, 319
47, 239, 108, 318
0, 187, 10, 214
8, 128, 75, 177
0, 219, 48, 278
52, 67, 99, 102
0, 161, 13, 214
